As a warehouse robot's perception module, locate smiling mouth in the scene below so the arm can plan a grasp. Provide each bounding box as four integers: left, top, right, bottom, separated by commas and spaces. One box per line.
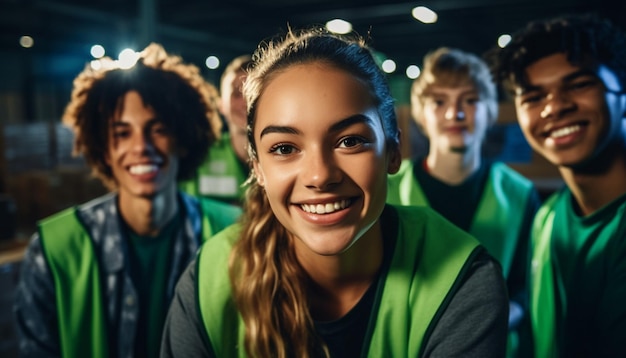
129, 164, 158, 175
548, 124, 582, 139
300, 199, 351, 214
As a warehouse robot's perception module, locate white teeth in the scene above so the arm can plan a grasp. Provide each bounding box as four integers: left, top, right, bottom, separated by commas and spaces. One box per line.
550, 125, 581, 138
129, 164, 158, 175
301, 199, 349, 214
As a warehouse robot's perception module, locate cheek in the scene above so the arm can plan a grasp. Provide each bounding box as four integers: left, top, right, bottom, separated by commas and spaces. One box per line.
347, 155, 386, 195
252, 161, 265, 186
422, 110, 441, 135
515, 107, 532, 130
470, 106, 489, 132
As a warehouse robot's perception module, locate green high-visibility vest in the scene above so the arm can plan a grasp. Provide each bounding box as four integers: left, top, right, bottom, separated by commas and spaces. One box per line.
39, 209, 110, 358
530, 194, 559, 358
38, 197, 238, 358
387, 161, 533, 277
179, 133, 248, 202
197, 205, 481, 357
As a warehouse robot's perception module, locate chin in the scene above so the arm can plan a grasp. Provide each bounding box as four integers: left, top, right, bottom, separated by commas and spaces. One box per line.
449, 146, 469, 154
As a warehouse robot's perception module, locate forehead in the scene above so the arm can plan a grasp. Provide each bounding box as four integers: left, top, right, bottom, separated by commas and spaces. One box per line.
522, 53, 580, 84
518, 52, 622, 91
424, 84, 478, 97
254, 63, 375, 125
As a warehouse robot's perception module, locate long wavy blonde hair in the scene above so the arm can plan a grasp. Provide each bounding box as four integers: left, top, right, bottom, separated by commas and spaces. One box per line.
228, 27, 399, 358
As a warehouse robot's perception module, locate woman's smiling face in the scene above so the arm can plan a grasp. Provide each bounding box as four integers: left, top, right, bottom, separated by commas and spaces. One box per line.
251, 62, 400, 258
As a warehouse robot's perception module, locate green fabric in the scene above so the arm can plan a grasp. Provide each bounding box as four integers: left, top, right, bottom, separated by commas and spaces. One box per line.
387, 160, 533, 278
197, 224, 246, 357
530, 191, 626, 357
530, 193, 558, 358
179, 133, 249, 204
196, 205, 479, 357
366, 206, 480, 357
37, 197, 240, 358
126, 214, 179, 358
198, 197, 242, 238
38, 208, 109, 358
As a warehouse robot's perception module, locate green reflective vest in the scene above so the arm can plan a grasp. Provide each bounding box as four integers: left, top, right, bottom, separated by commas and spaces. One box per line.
197, 205, 481, 357
529, 193, 559, 358
179, 133, 248, 203
387, 160, 533, 278
38, 197, 240, 358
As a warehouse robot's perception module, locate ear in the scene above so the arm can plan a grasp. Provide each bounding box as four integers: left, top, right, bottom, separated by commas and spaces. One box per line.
217, 96, 226, 117
252, 159, 265, 186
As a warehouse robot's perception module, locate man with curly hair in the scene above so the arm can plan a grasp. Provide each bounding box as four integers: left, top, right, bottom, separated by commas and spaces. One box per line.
13, 43, 241, 358
488, 14, 626, 357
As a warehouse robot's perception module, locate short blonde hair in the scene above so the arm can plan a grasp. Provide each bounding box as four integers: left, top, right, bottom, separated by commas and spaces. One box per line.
411, 47, 498, 131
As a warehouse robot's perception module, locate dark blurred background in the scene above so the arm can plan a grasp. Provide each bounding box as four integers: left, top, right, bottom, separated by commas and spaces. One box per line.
0, 1, 624, 355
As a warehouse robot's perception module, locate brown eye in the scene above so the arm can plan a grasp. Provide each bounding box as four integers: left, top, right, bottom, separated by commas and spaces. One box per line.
269, 144, 296, 155
338, 136, 365, 148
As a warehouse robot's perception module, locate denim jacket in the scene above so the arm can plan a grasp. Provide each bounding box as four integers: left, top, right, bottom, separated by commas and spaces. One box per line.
14, 192, 210, 358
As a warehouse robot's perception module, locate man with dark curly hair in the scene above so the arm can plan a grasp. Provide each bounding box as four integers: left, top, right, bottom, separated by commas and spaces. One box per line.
488, 13, 626, 357
13, 43, 241, 358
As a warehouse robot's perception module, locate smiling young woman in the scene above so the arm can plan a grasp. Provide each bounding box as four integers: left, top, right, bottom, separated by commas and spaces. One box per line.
161, 28, 509, 358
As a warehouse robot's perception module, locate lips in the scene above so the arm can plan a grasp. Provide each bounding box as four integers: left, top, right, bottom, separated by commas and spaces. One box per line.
300, 199, 351, 214
547, 124, 581, 139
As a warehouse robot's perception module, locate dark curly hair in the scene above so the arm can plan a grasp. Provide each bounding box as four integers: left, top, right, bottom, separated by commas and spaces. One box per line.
62, 43, 221, 189
487, 13, 626, 95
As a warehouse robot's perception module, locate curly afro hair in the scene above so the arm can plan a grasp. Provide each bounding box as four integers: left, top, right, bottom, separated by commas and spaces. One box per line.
487, 13, 626, 95
62, 43, 222, 189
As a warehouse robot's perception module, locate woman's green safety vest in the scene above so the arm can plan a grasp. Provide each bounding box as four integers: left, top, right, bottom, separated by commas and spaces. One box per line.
387, 161, 533, 278
197, 205, 481, 357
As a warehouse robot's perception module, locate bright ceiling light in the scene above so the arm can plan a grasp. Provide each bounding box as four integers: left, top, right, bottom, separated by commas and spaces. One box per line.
326, 19, 353, 34
498, 34, 512, 48
381, 59, 396, 74
406, 65, 421, 79
205, 55, 220, 69
118, 48, 139, 69
90, 44, 105, 58
90, 60, 102, 71
19, 35, 34, 48
412, 6, 438, 24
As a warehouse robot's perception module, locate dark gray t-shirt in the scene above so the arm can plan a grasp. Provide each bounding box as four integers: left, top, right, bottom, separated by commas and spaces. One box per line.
160, 249, 507, 357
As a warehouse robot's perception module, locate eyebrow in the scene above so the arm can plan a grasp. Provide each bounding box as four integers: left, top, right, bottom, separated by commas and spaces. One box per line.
110, 121, 129, 129
258, 114, 375, 139
110, 116, 161, 126
518, 69, 598, 95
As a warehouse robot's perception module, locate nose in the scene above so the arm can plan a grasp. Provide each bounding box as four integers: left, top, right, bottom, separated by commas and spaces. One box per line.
444, 102, 465, 122
540, 90, 576, 119
131, 132, 155, 154
302, 149, 342, 191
